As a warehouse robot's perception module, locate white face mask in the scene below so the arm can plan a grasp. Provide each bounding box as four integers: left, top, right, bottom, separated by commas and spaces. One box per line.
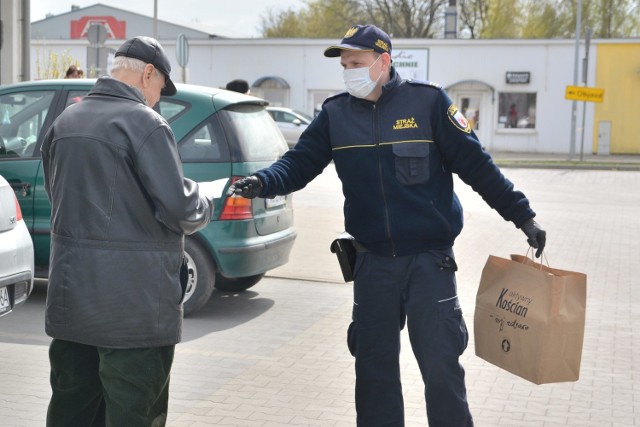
342, 55, 383, 99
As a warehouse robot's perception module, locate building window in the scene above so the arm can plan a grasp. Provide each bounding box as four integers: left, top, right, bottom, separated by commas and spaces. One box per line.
498, 93, 536, 129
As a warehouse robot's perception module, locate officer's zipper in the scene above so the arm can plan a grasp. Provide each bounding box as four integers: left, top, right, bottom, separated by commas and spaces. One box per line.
373, 103, 396, 256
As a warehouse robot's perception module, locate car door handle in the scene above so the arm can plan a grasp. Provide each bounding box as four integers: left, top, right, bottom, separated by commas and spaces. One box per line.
10, 181, 32, 197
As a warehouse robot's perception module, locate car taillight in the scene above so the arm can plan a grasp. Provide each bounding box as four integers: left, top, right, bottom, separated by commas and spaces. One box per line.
219, 177, 253, 220
13, 194, 23, 221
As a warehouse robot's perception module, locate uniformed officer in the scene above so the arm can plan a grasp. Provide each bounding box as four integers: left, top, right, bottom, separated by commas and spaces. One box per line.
229, 24, 546, 427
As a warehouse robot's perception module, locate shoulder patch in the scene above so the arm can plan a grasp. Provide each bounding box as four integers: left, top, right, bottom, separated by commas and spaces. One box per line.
447, 104, 472, 134
406, 79, 442, 89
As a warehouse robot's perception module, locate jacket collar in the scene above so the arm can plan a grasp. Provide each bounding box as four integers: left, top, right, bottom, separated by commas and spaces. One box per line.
89, 77, 147, 105
381, 66, 401, 94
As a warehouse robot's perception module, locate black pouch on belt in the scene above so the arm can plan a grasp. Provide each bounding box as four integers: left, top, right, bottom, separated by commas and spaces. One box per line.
330, 236, 357, 282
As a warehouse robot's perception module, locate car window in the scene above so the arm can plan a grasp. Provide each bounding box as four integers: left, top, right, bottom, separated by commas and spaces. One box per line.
156, 99, 189, 123
221, 105, 287, 162
295, 110, 313, 123
178, 121, 228, 162
0, 90, 56, 158
65, 90, 90, 108
282, 112, 298, 124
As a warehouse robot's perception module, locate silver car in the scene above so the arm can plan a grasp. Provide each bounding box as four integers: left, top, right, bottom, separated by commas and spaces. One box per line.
0, 174, 34, 317
266, 107, 313, 148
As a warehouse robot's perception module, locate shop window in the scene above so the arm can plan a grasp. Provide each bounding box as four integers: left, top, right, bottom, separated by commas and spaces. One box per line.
498, 93, 536, 129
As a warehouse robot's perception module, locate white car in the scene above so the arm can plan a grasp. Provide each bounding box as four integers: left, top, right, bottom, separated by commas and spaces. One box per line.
267, 107, 313, 148
0, 174, 34, 317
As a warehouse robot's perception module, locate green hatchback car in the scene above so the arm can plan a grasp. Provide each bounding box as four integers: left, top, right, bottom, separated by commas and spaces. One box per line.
0, 79, 296, 315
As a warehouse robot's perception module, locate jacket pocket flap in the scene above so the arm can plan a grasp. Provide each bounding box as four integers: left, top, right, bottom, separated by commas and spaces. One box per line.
392, 142, 429, 158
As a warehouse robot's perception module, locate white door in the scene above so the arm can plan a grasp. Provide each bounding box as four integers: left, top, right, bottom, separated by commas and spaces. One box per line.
455, 93, 490, 146
597, 121, 611, 155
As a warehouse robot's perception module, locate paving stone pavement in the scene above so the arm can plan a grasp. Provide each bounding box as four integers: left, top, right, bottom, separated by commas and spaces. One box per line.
0, 165, 638, 426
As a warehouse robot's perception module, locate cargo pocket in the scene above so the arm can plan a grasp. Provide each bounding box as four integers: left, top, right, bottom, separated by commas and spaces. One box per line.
437, 295, 469, 356
392, 142, 430, 185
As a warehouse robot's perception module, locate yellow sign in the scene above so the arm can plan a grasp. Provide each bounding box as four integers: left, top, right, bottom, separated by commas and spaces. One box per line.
565, 86, 605, 103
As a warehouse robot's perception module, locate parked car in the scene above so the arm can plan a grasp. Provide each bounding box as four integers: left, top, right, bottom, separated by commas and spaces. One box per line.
266, 106, 313, 147
0, 173, 34, 317
0, 79, 296, 315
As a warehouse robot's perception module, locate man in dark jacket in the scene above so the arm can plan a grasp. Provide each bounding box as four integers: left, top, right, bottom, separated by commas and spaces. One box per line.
42, 36, 216, 427
229, 25, 546, 426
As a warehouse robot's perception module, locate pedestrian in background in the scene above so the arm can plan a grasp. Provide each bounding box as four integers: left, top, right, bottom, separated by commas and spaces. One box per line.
225, 78, 250, 94
42, 36, 217, 427
229, 24, 546, 426
64, 64, 80, 78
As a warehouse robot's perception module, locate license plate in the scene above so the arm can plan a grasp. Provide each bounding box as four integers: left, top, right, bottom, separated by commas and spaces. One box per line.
0, 286, 12, 317
265, 195, 286, 209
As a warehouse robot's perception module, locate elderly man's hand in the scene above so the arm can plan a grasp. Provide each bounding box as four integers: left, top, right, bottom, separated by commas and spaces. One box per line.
520, 218, 546, 258
227, 176, 263, 199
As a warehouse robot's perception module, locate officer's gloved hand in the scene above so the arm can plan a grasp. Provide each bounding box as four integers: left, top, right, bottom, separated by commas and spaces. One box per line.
227, 175, 263, 199
520, 218, 546, 258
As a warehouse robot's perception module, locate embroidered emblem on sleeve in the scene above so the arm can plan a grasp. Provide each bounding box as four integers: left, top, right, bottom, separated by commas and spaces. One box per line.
447, 104, 472, 134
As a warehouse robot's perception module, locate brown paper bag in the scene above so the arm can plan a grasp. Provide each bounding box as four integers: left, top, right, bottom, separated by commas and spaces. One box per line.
474, 254, 587, 384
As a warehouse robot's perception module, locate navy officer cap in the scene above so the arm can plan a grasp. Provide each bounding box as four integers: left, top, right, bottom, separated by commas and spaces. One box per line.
324, 24, 392, 58
115, 36, 177, 96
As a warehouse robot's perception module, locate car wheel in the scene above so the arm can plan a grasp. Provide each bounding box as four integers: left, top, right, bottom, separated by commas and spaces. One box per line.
182, 237, 216, 316
215, 273, 265, 292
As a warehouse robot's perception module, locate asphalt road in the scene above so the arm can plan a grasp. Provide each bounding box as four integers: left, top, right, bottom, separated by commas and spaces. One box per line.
1, 164, 639, 426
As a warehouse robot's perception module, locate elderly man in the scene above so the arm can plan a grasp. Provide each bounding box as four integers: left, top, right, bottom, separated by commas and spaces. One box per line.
42, 36, 216, 426
230, 25, 546, 426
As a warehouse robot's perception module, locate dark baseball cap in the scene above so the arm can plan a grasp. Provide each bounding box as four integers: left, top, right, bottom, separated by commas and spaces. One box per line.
115, 36, 177, 96
324, 24, 392, 58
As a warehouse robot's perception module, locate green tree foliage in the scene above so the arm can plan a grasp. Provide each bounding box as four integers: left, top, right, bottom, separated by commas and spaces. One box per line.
261, 7, 306, 38
520, 1, 571, 39
261, 0, 640, 39
480, 0, 522, 38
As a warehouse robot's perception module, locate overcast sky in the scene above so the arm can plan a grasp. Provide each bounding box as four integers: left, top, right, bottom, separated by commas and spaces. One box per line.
30, 0, 305, 38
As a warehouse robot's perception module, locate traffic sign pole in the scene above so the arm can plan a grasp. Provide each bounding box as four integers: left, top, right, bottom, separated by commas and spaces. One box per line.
580, 28, 592, 161
176, 34, 189, 83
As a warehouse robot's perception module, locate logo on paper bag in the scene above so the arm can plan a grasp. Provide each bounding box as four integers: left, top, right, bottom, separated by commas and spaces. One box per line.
489, 288, 533, 332
501, 338, 511, 353
496, 287, 531, 318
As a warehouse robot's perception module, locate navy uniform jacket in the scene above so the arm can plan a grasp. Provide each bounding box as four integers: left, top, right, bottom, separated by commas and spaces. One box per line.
256, 67, 535, 256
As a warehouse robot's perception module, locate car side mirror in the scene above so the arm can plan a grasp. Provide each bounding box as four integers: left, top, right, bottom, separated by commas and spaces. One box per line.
292, 118, 301, 126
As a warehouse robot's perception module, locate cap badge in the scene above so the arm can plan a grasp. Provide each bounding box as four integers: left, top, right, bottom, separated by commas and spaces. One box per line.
344, 26, 359, 38
375, 39, 389, 52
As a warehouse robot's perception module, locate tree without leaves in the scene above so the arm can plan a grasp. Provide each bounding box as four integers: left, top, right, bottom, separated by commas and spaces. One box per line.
358, 0, 450, 38
459, 0, 490, 39
260, 0, 450, 38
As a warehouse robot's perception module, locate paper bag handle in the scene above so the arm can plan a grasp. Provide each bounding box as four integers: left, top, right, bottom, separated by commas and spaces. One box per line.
523, 247, 550, 270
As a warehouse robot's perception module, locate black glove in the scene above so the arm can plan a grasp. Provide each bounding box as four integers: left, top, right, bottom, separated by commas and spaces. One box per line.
520, 218, 546, 258
227, 175, 263, 199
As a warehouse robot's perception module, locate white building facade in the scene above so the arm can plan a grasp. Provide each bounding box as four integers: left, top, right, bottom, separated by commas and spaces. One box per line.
28, 4, 640, 155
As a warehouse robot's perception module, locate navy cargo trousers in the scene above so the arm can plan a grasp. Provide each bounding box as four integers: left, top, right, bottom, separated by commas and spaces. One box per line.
348, 249, 474, 426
